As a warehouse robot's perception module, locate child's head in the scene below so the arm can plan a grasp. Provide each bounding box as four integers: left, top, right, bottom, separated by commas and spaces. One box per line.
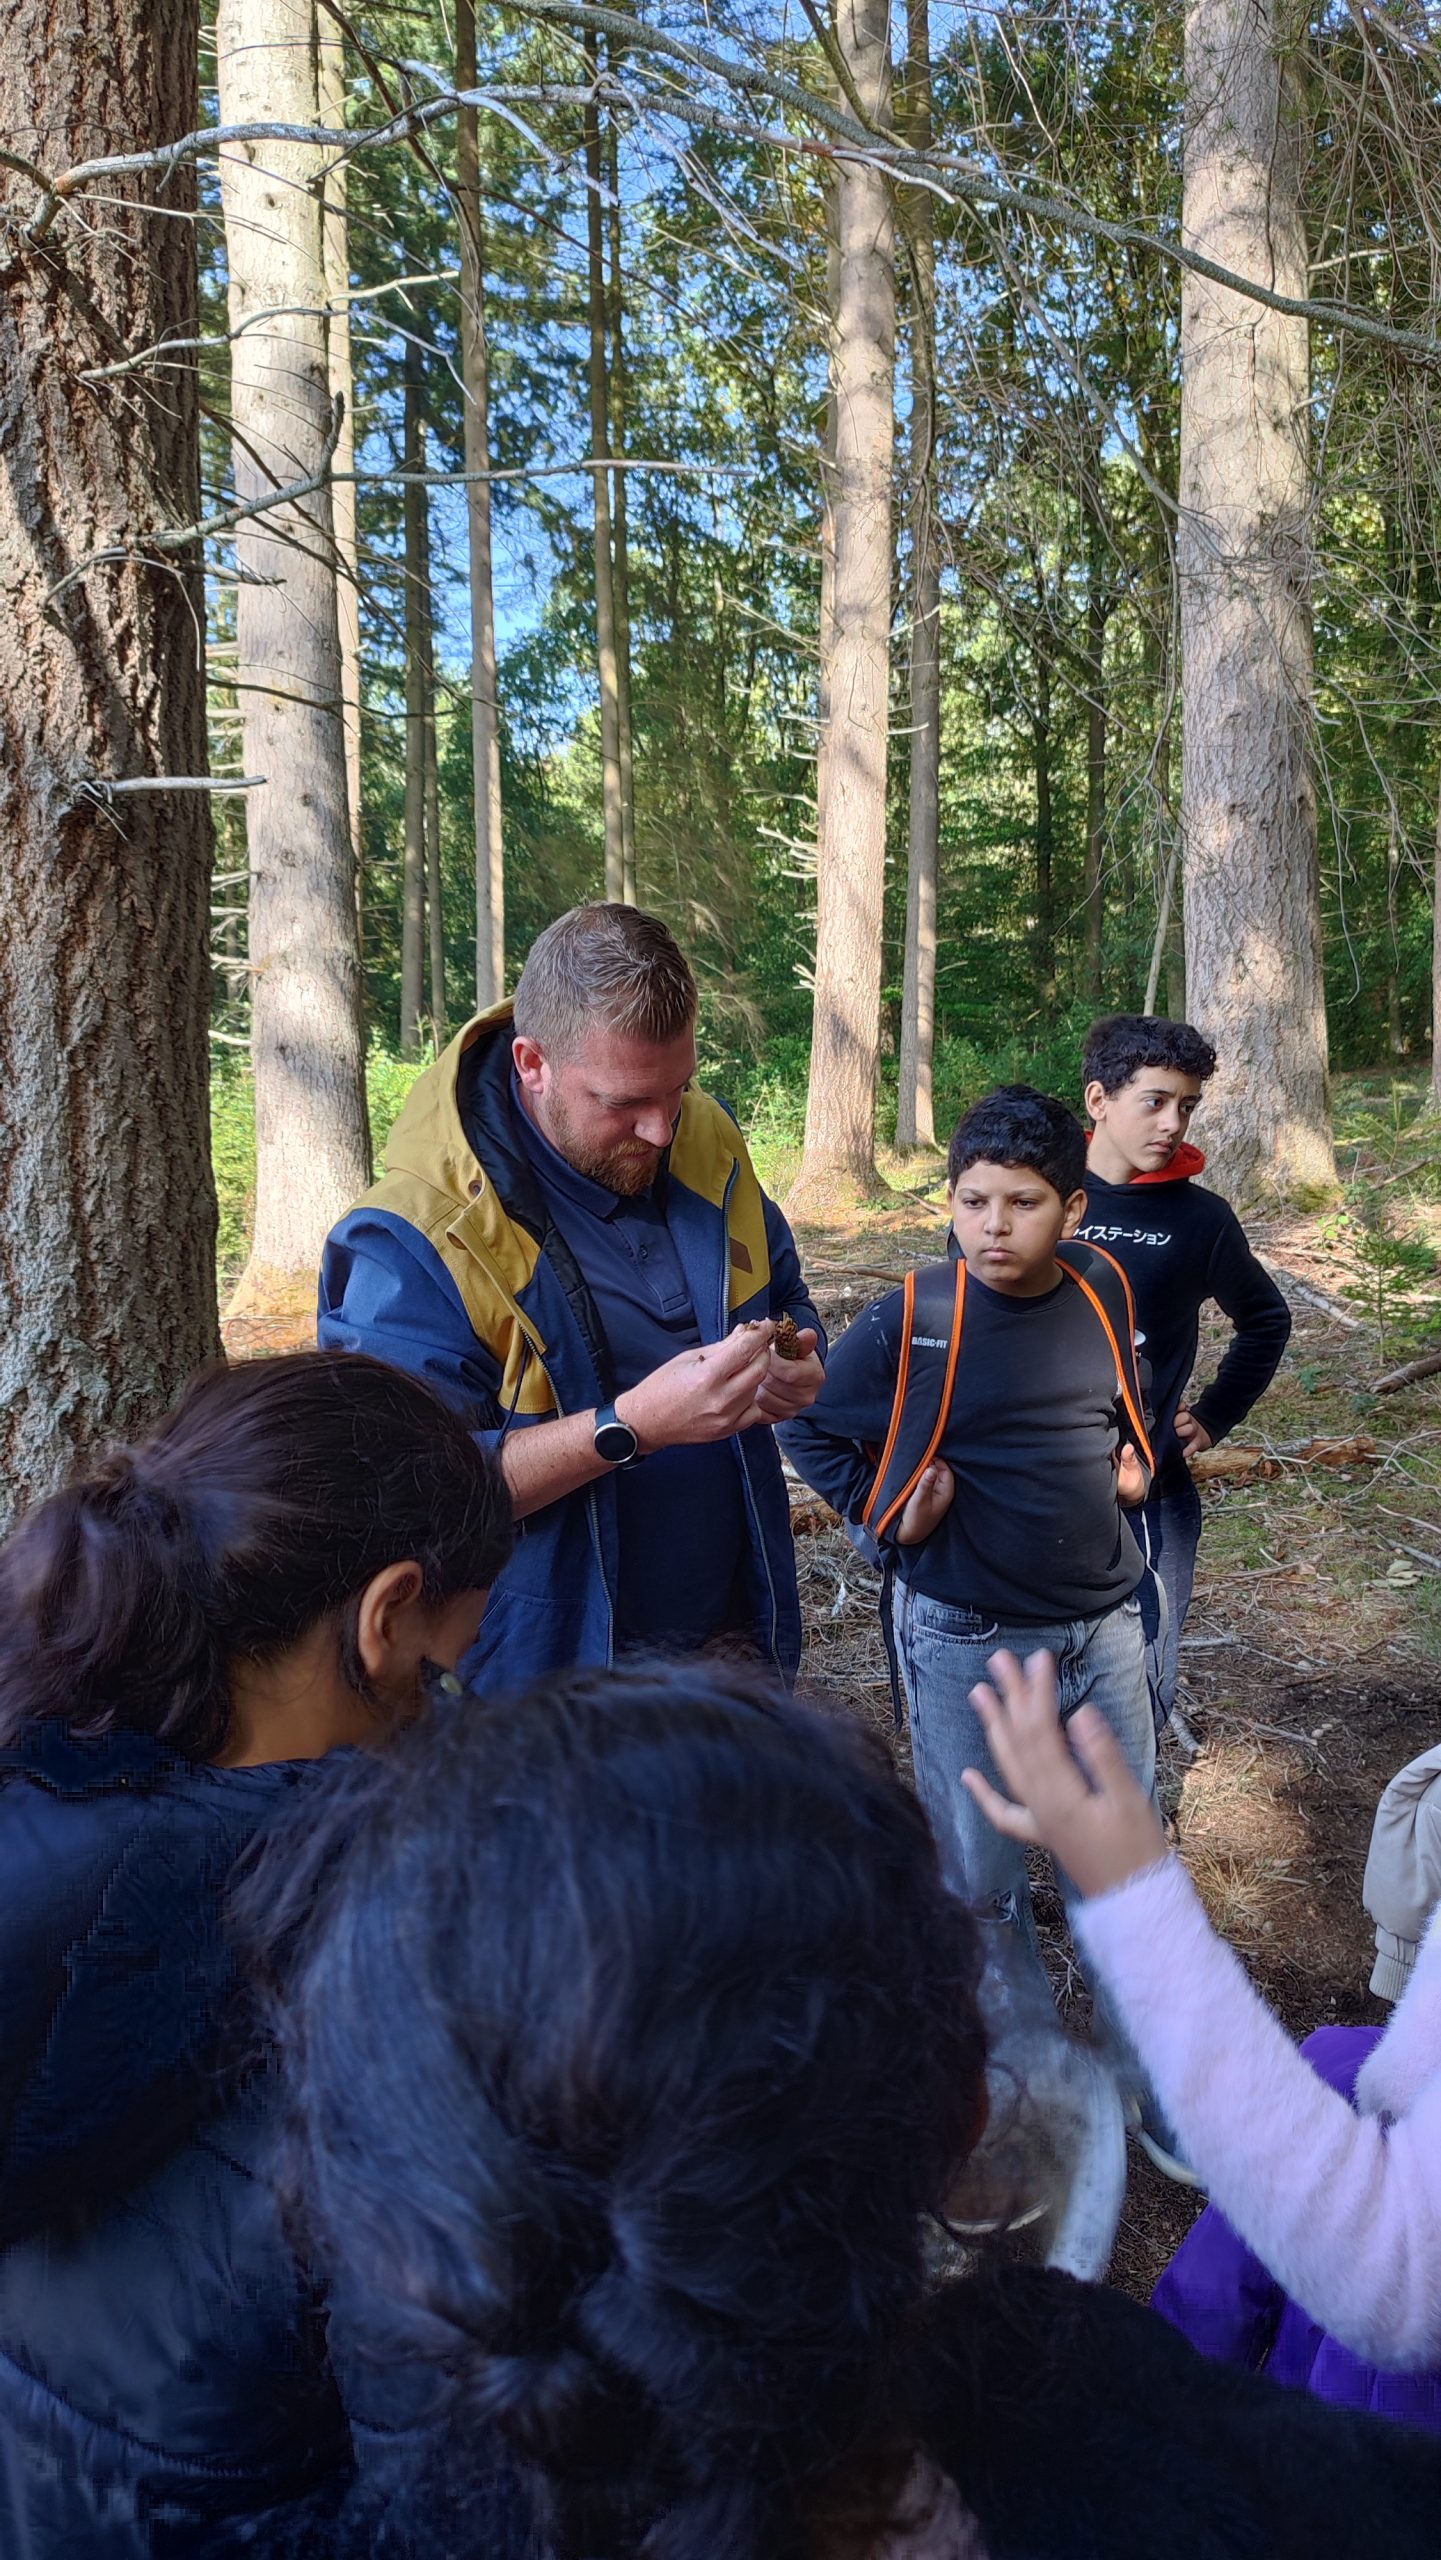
1082, 1014, 1216, 1177
0, 1351, 513, 1761
261, 1659, 989, 2559
946, 1086, 1088, 1293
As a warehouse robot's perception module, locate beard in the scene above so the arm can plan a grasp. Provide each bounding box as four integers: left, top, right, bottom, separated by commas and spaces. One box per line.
542, 1093, 665, 1195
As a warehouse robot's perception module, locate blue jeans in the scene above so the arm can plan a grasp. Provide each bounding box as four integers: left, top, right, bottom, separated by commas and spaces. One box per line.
893, 1583, 1158, 2110
1140, 1470, 1203, 1720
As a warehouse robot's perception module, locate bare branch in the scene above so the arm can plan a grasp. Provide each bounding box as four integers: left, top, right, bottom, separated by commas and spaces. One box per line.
45, 398, 345, 608
507, 0, 1441, 365
80, 775, 266, 797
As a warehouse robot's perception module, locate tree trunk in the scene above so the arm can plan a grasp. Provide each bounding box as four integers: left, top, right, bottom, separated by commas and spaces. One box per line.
218, 0, 371, 1307
421, 464, 447, 1047
456, 0, 505, 1007
897, 0, 938, 1155
1142, 499, 1180, 1013
792, 0, 895, 1210
400, 333, 428, 1053
1082, 450, 1107, 1007
1386, 813, 1404, 1058
1034, 652, 1056, 1013
0, 0, 219, 1523
1179, 0, 1332, 1197
1433, 768, 1441, 1112
607, 113, 637, 905
583, 34, 626, 902
317, 17, 363, 957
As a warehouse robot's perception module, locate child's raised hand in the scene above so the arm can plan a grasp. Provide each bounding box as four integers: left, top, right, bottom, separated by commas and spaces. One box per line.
894, 1458, 955, 1547
961, 1649, 1168, 1899
1114, 1441, 1148, 1507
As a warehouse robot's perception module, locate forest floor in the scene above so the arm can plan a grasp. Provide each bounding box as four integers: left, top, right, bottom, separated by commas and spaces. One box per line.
786, 1085, 1441, 2300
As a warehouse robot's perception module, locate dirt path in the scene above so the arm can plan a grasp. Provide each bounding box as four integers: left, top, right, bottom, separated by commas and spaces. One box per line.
790, 1192, 1441, 2299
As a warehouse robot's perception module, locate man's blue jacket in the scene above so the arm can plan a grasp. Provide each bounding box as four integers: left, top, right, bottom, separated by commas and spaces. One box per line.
318, 1003, 821, 1688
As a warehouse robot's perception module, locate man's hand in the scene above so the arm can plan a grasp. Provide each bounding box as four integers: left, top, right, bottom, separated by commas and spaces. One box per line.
1173, 1406, 1213, 1458
616, 1325, 776, 1454
961, 1649, 1167, 1900
753, 1324, 825, 1423
894, 1458, 955, 1546
1114, 1441, 1148, 1507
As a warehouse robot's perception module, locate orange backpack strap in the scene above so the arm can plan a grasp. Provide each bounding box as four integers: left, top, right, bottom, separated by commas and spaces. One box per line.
1055, 1238, 1154, 1475
861, 1259, 967, 1541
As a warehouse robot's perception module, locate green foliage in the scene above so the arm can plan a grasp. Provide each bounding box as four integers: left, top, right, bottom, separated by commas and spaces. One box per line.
211, 1045, 433, 1288
1316, 1184, 1440, 1363
211, 1057, 257, 1291
203, 0, 1441, 1113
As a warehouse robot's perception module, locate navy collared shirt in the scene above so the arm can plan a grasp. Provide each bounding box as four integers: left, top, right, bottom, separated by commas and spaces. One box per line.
511, 1078, 751, 1652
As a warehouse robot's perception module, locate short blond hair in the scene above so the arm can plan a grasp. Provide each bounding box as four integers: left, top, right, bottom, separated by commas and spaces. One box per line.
512, 904, 697, 1054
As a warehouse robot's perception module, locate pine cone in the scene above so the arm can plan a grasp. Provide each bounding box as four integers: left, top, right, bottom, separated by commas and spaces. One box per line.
772, 1313, 802, 1361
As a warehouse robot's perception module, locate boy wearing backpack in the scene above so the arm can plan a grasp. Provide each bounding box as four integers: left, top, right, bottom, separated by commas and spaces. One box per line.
780, 1086, 1161, 2065
1077, 1016, 1292, 1721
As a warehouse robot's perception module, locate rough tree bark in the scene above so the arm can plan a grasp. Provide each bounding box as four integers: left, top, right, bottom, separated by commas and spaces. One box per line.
608, 113, 637, 905
1082, 444, 1107, 1008
792, 0, 895, 1209
400, 333, 428, 1053
421, 476, 447, 1046
217, 0, 371, 1307
0, 0, 219, 1523
318, 16, 363, 936
456, 0, 505, 1006
897, 0, 939, 1154
583, 34, 626, 902
1179, 0, 1333, 1196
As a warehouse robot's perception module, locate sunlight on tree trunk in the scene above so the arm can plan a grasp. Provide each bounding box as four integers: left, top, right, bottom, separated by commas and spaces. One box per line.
218, 0, 370, 1311
584, 33, 626, 903
422, 463, 447, 1048
318, 15, 363, 964
0, 0, 218, 1521
401, 335, 427, 1055
608, 120, 638, 907
456, 0, 505, 1006
792, 0, 895, 1212
1082, 442, 1107, 1009
897, 0, 939, 1156
1179, 0, 1332, 1199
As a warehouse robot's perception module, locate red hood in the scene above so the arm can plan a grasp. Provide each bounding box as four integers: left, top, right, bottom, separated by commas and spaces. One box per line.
1086, 1133, 1206, 1187
1128, 1140, 1206, 1186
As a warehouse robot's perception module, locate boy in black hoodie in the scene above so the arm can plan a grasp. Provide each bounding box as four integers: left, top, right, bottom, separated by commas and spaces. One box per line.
1076, 1016, 1292, 1721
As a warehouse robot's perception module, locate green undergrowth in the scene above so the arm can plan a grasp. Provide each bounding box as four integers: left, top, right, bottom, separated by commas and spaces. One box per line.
212, 1043, 432, 1293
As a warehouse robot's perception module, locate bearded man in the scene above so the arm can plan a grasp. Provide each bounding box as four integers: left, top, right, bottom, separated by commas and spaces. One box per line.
319, 903, 825, 1685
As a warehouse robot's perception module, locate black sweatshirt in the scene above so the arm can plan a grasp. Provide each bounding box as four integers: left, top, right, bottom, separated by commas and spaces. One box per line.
1077, 1145, 1291, 1482
779, 1265, 1144, 1623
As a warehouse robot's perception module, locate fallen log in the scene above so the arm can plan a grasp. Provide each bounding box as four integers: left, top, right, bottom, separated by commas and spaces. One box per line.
1258, 1260, 1366, 1331
1188, 1434, 1378, 1485
1375, 1347, 1441, 1396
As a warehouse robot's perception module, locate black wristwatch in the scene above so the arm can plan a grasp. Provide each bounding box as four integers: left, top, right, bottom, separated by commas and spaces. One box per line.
593, 1402, 642, 1469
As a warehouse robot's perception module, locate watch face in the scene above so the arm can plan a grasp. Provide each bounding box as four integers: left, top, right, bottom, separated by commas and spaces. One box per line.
595, 1417, 639, 1466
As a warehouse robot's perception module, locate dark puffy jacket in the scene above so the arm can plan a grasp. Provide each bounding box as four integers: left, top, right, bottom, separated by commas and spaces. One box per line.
0, 1722, 354, 2557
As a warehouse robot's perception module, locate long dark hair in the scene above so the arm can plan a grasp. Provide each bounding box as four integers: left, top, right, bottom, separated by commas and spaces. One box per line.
256, 1661, 988, 2560
0, 1351, 512, 1760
